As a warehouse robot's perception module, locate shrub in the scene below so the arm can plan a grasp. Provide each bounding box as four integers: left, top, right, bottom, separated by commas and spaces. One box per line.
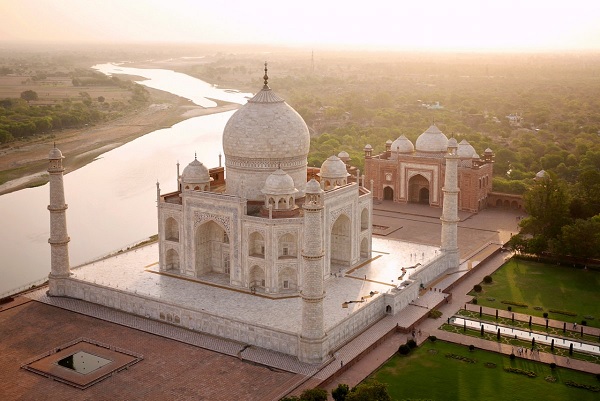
445, 353, 476, 363
429, 335, 437, 342
510, 353, 516, 360
504, 367, 537, 378
398, 344, 411, 355
473, 284, 482, 292
407, 339, 417, 349
332, 383, 349, 401
507, 306, 512, 312
428, 309, 442, 319
472, 298, 478, 305
582, 320, 587, 326
501, 300, 528, 308
469, 345, 475, 351
548, 309, 577, 317
564, 380, 600, 392
299, 388, 328, 401
483, 275, 493, 284
543, 312, 548, 318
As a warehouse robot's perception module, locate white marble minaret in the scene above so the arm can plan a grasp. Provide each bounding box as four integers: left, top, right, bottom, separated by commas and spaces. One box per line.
440, 138, 460, 268
47, 146, 71, 296
299, 178, 327, 364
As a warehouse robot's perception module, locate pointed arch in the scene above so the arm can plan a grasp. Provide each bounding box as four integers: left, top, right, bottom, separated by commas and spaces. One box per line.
278, 267, 297, 291
195, 220, 229, 276
249, 265, 265, 289
330, 213, 352, 269
165, 248, 180, 272
249, 231, 265, 258
165, 217, 179, 241
278, 233, 297, 259
360, 208, 369, 231
408, 174, 430, 204
360, 237, 369, 258
383, 186, 394, 201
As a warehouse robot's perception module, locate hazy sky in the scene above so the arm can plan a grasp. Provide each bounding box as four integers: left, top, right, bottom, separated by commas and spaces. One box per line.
2, 0, 600, 51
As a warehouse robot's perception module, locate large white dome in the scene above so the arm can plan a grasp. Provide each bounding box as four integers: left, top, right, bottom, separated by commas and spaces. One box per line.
415, 125, 448, 153
222, 68, 310, 201
223, 89, 310, 161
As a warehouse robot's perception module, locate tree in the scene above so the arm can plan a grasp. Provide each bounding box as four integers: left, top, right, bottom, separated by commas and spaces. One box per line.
520, 174, 571, 251
20, 90, 38, 103
552, 217, 600, 258
332, 383, 350, 401
97, 96, 105, 103
346, 381, 391, 401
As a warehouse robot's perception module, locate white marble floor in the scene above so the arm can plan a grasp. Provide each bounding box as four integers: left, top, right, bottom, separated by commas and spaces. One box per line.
70, 237, 439, 333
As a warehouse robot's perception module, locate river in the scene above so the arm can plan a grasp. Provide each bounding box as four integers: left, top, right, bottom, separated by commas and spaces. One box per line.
0, 63, 251, 296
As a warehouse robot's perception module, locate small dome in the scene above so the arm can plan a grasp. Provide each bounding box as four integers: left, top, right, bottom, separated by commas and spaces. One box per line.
364, 144, 372, 150
49, 147, 63, 159
181, 158, 210, 184
305, 177, 323, 194
484, 147, 493, 154
262, 168, 297, 195
448, 138, 458, 149
385, 139, 393, 145
391, 135, 414, 153
319, 155, 349, 179
337, 151, 350, 162
457, 139, 475, 157
472, 152, 480, 159
415, 124, 449, 153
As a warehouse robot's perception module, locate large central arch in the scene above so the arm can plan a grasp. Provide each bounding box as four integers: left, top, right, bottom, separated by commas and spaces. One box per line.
408, 174, 430, 204
195, 220, 230, 277
330, 214, 352, 271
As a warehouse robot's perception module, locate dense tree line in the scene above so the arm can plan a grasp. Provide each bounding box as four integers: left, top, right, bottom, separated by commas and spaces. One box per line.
0, 75, 149, 144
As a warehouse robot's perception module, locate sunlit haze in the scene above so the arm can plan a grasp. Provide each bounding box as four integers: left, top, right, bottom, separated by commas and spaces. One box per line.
1, 0, 600, 52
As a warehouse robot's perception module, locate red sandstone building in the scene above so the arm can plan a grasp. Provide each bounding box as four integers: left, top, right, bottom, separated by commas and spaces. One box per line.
364, 125, 494, 212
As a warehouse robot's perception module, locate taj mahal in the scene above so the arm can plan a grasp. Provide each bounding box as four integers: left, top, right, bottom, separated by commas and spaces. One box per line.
46, 66, 463, 364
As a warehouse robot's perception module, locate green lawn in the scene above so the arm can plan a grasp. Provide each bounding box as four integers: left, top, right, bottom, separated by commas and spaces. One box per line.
469, 259, 600, 328
369, 340, 600, 401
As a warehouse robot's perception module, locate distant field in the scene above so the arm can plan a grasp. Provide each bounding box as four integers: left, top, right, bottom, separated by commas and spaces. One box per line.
0, 75, 132, 105
470, 259, 600, 328
370, 340, 600, 401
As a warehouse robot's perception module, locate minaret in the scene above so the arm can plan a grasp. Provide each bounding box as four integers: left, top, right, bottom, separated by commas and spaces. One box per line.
47, 145, 71, 295
440, 138, 460, 268
299, 178, 327, 364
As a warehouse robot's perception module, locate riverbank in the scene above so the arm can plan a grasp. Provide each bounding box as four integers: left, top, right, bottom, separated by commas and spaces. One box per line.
0, 87, 239, 196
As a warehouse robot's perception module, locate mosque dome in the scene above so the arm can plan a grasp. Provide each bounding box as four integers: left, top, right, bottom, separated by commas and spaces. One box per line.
472, 152, 480, 159
181, 158, 210, 184
415, 125, 449, 153
391, 135, 414, 153
49, 147, 64, 159
262, 169, 297, 195
457, 139, 476, 157
319, 155, 349, 179
448, 137, 458, 149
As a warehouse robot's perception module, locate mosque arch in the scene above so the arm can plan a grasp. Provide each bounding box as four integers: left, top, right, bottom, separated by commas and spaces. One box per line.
496, 199, 502, 207
511, 200, 519, 209
408, 174, 430, 204
383, 186, 394, 201
385, 305, 392, 314
330, 214, 352, 269
360, 208, 369, 231
250, 265, 265, 289
165, 217, 179, 242
278, 267, 297, 291
249, 231, 265, 258
503, 200, 510, 208
195, 220, 229, 276
165, 248, 180, 272
278, 233, 297, 259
